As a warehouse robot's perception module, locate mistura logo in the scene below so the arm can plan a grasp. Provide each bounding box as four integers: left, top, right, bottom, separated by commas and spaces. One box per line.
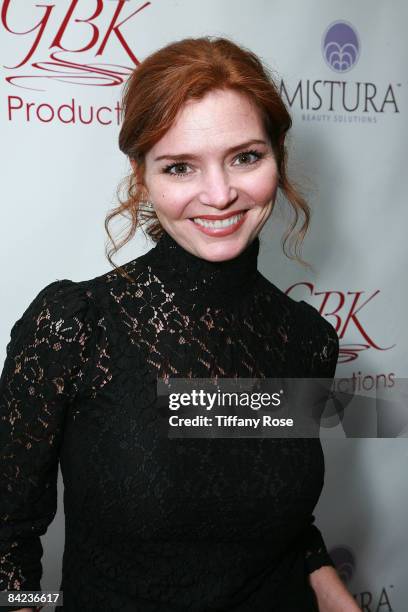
322, 20, 360, 73
2, 0, 151, 90
279, 19, 401, 120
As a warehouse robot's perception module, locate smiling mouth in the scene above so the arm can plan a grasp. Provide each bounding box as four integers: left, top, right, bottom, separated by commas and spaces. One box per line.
191, 210, 248, 229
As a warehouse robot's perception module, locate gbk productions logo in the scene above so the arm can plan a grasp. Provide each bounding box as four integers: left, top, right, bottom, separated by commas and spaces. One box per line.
2, 0, 152, 125
287, 283, 396, 391
280, 18, 401, 123
330, 546, 395, 611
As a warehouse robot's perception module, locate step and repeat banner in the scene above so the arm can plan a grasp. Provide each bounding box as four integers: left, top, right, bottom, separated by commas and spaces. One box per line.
1, 0, 406, 609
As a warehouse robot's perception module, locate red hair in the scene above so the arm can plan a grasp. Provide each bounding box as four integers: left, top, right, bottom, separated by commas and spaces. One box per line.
106, 36, 311, 279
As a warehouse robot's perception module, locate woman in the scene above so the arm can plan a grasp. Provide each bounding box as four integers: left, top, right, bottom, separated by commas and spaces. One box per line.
0, 37, 360, 611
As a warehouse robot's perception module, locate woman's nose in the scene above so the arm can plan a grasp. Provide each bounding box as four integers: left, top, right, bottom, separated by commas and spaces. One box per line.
198, 167, 238, 208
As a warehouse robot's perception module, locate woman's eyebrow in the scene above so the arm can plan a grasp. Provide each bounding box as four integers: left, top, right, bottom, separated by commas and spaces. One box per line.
153, 139, 268, 162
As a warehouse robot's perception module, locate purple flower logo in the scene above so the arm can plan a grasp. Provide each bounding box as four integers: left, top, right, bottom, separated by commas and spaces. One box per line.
322, 21, 360, 72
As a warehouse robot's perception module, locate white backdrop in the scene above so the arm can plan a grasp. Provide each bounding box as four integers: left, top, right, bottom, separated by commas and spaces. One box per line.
1, 1, 407, 609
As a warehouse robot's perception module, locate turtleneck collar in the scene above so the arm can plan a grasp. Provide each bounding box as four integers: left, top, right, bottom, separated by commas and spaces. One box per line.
142, 230, 260, 307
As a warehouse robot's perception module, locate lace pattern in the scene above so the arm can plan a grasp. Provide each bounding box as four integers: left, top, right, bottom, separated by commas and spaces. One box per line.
0, 231, 339, 611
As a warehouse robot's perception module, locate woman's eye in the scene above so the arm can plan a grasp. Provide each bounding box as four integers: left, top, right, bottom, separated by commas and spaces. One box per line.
233, 150, 263, 166
163, 162, 191, 176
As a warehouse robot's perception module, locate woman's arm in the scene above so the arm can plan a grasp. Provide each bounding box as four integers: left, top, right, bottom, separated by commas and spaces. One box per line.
0, 280, 99, 607
299, 304, 360, 611
309, 566, 361, 612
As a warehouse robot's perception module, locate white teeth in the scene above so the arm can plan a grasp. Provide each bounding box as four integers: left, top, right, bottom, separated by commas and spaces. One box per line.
193, 212, 244, 229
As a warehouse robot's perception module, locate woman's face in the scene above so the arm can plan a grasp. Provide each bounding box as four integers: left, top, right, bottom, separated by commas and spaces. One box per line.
133, 88, 279, 262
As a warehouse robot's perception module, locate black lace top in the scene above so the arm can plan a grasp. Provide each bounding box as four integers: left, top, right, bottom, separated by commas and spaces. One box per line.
0, 230, 339, 612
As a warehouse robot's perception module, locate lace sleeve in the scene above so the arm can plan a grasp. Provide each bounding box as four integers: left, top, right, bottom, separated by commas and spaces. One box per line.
298, 300, 340, 574
302, 515, 336, 574
0, 279, 98, 611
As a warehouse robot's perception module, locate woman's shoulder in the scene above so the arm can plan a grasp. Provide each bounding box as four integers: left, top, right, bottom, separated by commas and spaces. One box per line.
14, 256, 148, 334
256, 273, 339, 375
2, 278, 107, 404
4, 276, 111, 373
257, 273, 335, 330
27, 258, 139, 310
4, 279, 100, 362
13, 278, 99, 330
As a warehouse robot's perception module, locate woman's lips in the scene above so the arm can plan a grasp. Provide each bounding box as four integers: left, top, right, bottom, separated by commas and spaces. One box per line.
189, 210, 247, 237
192, 209, 248, 221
